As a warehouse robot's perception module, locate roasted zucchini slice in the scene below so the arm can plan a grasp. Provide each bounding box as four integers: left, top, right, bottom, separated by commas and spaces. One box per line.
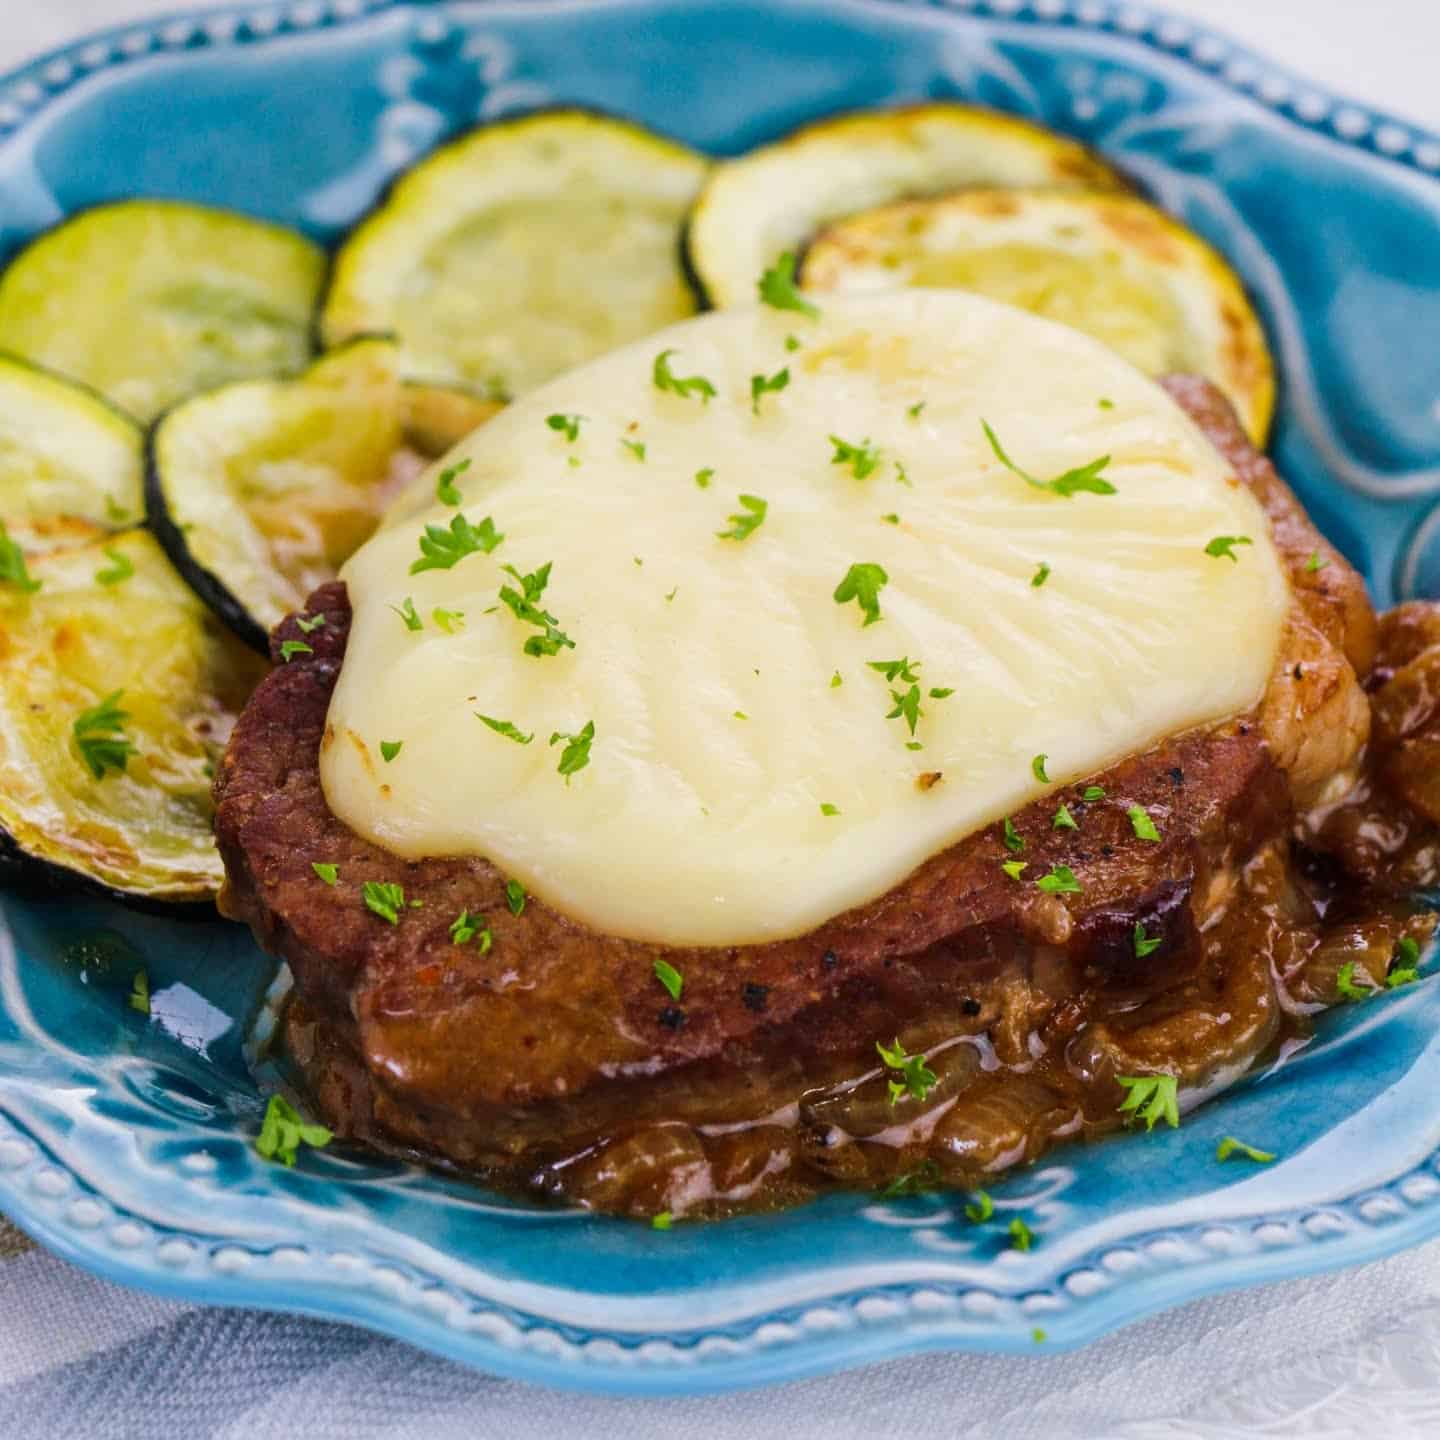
684, 102, 1128, 309
0, 353, 145, 550
321, 110, 709, 397
148, 337, 407, 651
0, 528, 265, 905
801, 189, 1274, 443
0, 201, 326, 423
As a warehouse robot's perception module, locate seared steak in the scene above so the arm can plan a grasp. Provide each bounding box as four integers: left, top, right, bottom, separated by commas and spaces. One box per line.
215, 378, 1427, 1215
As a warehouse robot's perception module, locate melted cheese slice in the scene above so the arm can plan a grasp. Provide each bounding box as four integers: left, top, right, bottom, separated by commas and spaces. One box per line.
327, 291, 1288, 946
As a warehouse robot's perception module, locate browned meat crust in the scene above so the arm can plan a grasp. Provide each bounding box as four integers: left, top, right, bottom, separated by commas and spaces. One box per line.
215, 378, 1419, 1215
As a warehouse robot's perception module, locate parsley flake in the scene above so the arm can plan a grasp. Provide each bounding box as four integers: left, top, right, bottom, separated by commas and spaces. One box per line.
882, 1161, 941, 1198
717, 493, 768, 542
546, 413, 582, 442
1117, 1073, 1180, 1130
449, 909, 477, 944
279, 639, 312, 662
499, 561, 575, 657
653, 348, 716, 403
621, 438, 647, 462
829, 434, 882, 480
833, 562, 888, 626
506, 879, 526, 916
363, 880, 405, 924
1031, 561, 1051, 588
1204, 535, 1253, 562
295, 613, 326, 633
830, 671, 843, 688
1053, 803, 1078, 831
694, 467, 714, 489
965, 1190, 994, 1223
1036, 865, 1081, 895
820, 802, 840, 816
1336, 961, 1374, 1001
432, 607, 464, 633
391, 597, 423, 631
549, 719, 595, 783
881, 512, 900, 525
477, 713, 533, 745
435, 457, 470, 506
1002, 816, 1024, 853
96, 547, 134, 586
907, 400, 927, 420
73, 691, 137, 780
1305, 550, 1329, 574
128, 970, 150, 1016
1389, 936, 1423, 988
652, 1211, 673, 1231
981, 420, 1116, 497
379, 740, 402, 763
1081, 785, 1106, 801
255, 1094, 332, 1168
876, 1037, 938, 1105
1217, 1136, 1275, 1164
409, 512, 503, 574
1032, 753, 1049, 783
1008, 1217, 1035, 1252
757, 251, 819, 319
750, 366, 790, 414
312, 862, 339, 886
869, 657, 921, 683
0, 522, 39, 593
1001, 859, 1027, 881
886, 683, 924, 736
1127, 805, 1161, 842
654, 958, 684, 1001
1133, 922, 1163, 958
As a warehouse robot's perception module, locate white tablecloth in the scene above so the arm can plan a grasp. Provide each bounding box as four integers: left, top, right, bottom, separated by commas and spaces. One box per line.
4, 3, 1440, 1436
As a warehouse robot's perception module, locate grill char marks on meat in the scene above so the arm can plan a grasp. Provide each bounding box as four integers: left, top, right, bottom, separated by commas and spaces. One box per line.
215, 378, 1436, 1217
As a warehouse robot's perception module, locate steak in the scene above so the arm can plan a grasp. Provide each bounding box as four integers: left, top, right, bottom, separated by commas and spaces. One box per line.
215, 378, 1393, 1215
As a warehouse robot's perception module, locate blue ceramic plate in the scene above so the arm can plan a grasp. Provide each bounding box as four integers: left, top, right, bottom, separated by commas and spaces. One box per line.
3, 0, 1440, 1397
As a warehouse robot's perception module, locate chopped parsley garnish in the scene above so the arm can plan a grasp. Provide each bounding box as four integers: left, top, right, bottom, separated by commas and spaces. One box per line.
651, 1211, 673, 1231
449, 909, 493, 952
1127, 805, 1161, 841
1336, 961, 1373, 1001
882, 1160, 941, 1198
1052, 803, 1078, 831
477, 713, 533, 745
830, 671, 843, 688
1098, 397, 1115, 410
1008, 1217, 1035, 1252
499, 561, 575, 657
1031, 561, 1051, 588
103, 495, 131, 523
362, 880, 405, 924
391, 596, 423, 631
379, 740, 402, 764
550, 719, 595, 783
893, 460, 911, 487
1032, 753, 1049, 783
829, 434, 882, 480
1036, 864, 1081, 895
279, 639, 312, 662
1001, 860, 1027, 881
1304, 550, 1329, 574
1081, 785, 1106, 801
1204, 535, 1253, 562
734, 710, 749, 720
435, 457, 470, 506
73, 691, 137, 780
255, 1094, 332, 1168
875, 1037, 938, 1105
907, 400, 926, 420
665, 586, 678, 602
0, 522, 39, 593
694, 467, 714, 489
1389, 936, 1423, 988
881, 512, 900, 525
653, 958, 684, 1001
833, 561, 888, 626
128, 970, 150, 1016
653, 348, 716, 403
1117, 1074, 1180, 1130
312, 862, 339, 886
295, 613, 326, 633
929, 687, 954, 699
432, 607, 464, 633
963, 1192, 994, 1225
546, 413, 582, 442
409, 512, 503, 574
1389, 966, 1421, 989
1032, 1329, 1047, 1345
1133, 922, 1163, 958
785, 334, 802, 352
980, 420, 1116, 497
750, 366, 790, 414
506, 879, 526, 916
717, 493, 768, 542
820, 802, 840, 816
886, 683, 924, 736
757, 251, 819, 319
869, 657, 921, 683
1003, 816, 1024, 853
1216, 1136, 1274, 1164
621, 438, 647, 462
95, 547, 135, 586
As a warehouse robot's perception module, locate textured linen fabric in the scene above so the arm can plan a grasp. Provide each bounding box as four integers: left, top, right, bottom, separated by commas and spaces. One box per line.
5, 2, 1440, 1437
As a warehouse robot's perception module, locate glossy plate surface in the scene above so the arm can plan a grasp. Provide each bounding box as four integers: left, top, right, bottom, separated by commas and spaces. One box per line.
2, 0, 1440, 1397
